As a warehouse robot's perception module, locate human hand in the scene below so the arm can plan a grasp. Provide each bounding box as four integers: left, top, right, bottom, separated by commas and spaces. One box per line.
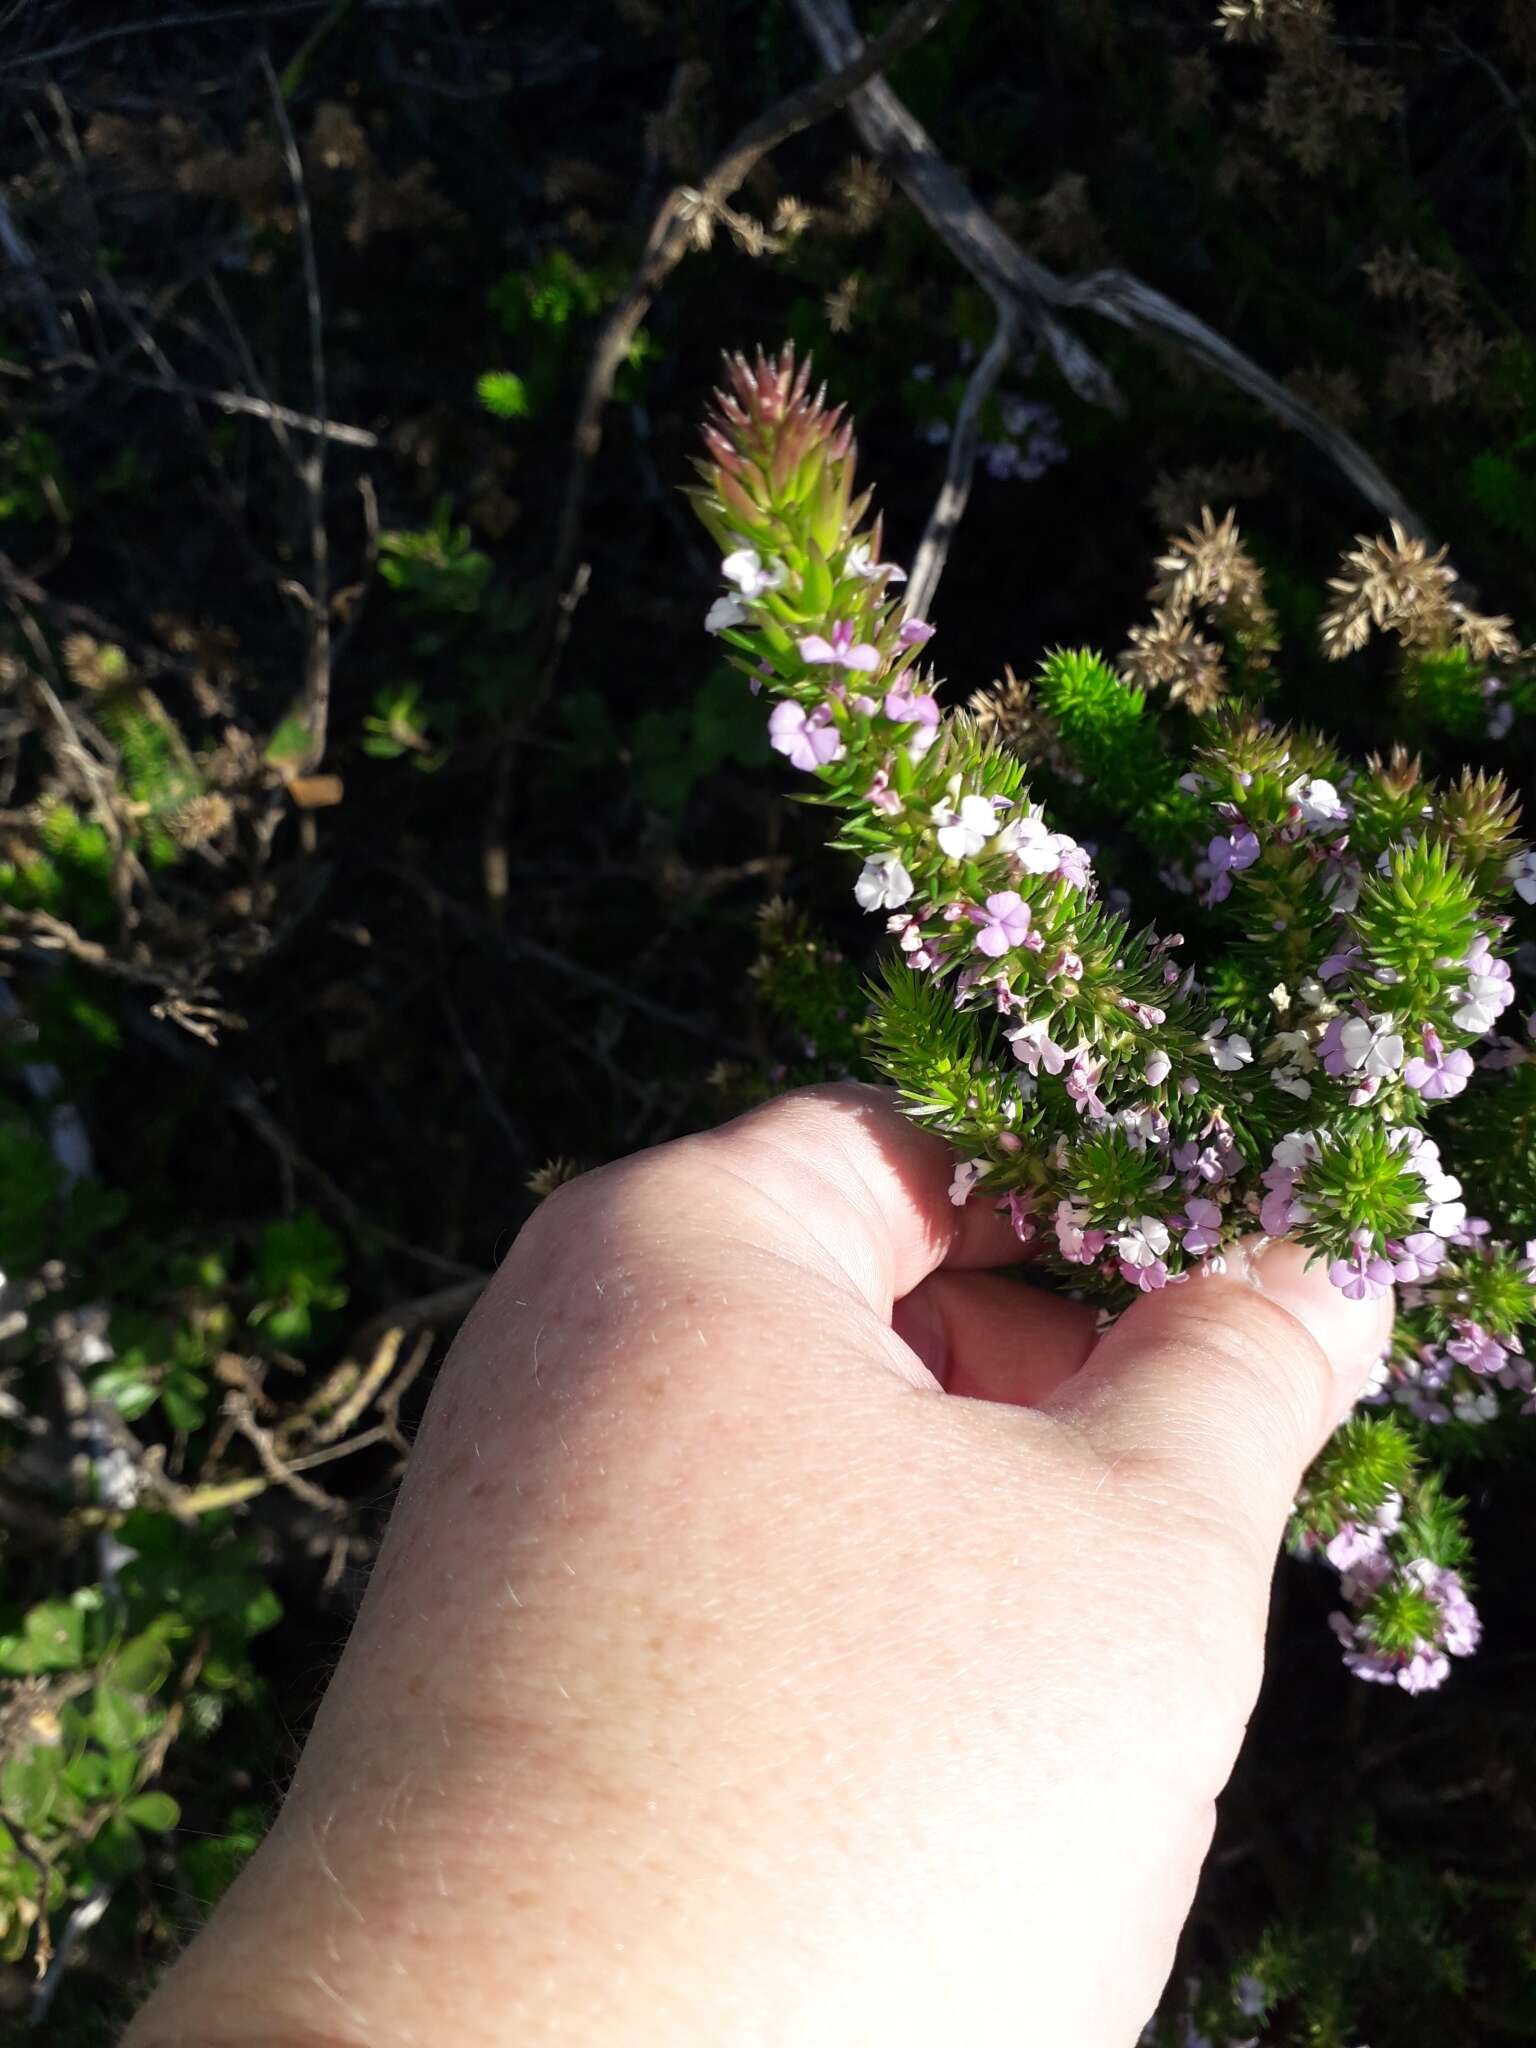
125, 1084, 1390, 2048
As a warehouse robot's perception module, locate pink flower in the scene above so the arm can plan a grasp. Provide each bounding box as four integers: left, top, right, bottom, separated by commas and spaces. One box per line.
768, 699, 843, 772
1006, 1019, 1067, 1076
883, 684, 940, 727
865, 767, 903, 815
1404, 1024, 1474, 1101
897, 617, 935, 648
973, 891, 1032, 957
1001, 1189, 1036, 1242
798, 619, 882, 673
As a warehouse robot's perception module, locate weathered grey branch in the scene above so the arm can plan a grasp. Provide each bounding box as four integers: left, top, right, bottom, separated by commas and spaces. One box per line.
549, 0, 957, 612
791, 0, 1425, 537
906, 306, 1021, 622
0, 191, 65, 355
263, 54, 333, 771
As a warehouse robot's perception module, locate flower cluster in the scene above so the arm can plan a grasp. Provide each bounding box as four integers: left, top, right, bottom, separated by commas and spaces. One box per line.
691, 346, 1534, 1690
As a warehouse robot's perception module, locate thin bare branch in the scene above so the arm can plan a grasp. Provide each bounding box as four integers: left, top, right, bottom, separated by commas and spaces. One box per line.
548, 0, 956, 620
791, 0, 1425, 537
262, 53, 333, 770
906, 306, 1021, 622
0, 191, 65, 355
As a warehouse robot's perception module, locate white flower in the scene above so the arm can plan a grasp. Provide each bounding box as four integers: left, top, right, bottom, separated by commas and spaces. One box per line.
1271, 1130, 1320, 1172
1338, 1013, 1405, 1078
1288, 775, 1350, 828
949, 1159, 984, 1206
1205, 1030, 1253, 1072
1453, 1387, 1499, 1425
995, 811, 1058, 874
845, 543, 906, 584
934, 793, 1000, 859
721, 548, 786, 598
705, 594, 747, 634
854, 851, 914, 912
1115, 1215, 1171, 1268
1508, 851, 1536, 906
1144, 1050, 1172, 1086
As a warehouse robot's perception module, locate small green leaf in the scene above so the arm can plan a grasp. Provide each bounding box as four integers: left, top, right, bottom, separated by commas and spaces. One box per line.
124, 1790, 180, 1832
90, 1683, 147, 1751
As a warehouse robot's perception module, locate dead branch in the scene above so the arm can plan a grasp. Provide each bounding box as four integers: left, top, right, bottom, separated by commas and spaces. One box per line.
549, 0, 954, 613
484, 0, 956, 911
905, 305, 1021, 622
0, 190, 65, 356
791, 0, 1426, 538
262, 54, 333, 772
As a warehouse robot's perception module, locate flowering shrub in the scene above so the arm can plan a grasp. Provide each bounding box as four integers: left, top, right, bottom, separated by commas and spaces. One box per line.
691, 345, 1536, 1696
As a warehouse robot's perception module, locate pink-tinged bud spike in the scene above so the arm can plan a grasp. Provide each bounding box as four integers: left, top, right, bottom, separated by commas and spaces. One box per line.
702, 427, 744, 475
771, 422, 799, 499
716, 467, 761, 525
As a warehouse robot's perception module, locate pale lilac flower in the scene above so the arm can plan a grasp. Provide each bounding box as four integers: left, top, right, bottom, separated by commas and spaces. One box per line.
1235, 1976, 1268, 2020
865, 767, 903, 815
1320, 856, 1362, 914
1053, 835, 1092, 891
884, 684, 940, 727
1145, 1050, 1172, 1086
1180, 1197, 1224, 1256
1065, 1047, 1107, 1118
973, 891, 1032, 957
934, 793, 1001, 859
1404, 1024, 1474, 1100
1318, 941, 1361, 983
949, 1159, 984, 1206
706, 594, 748, 634
1260, 1175, 1304, 1235
1488, 697, 1515, 741
721, 547, 787, 597
798, 619, 882, 673
854, 851, 915, 912
1329, 1236, 1395, 1301
845, 543, 906, 583
1201, 825, 1260, 905
1508, 849, 1536, 905
1444, 1319, 1508, 1376
768, 699, 843, 772
897, 617, 936, 649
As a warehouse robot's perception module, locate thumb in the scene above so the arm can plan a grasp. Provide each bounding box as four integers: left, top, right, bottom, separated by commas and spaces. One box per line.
1045, 1238, 1393, 1557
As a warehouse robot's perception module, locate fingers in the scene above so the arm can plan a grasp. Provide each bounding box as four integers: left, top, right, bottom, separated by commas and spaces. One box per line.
1044, 1239, 1393, 1560
687, 1083, 1027, 1317
893, 1271, 1097, 1407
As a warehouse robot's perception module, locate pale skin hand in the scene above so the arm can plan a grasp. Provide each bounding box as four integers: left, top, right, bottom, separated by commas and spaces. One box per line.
125, 1084, 1390, 2048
